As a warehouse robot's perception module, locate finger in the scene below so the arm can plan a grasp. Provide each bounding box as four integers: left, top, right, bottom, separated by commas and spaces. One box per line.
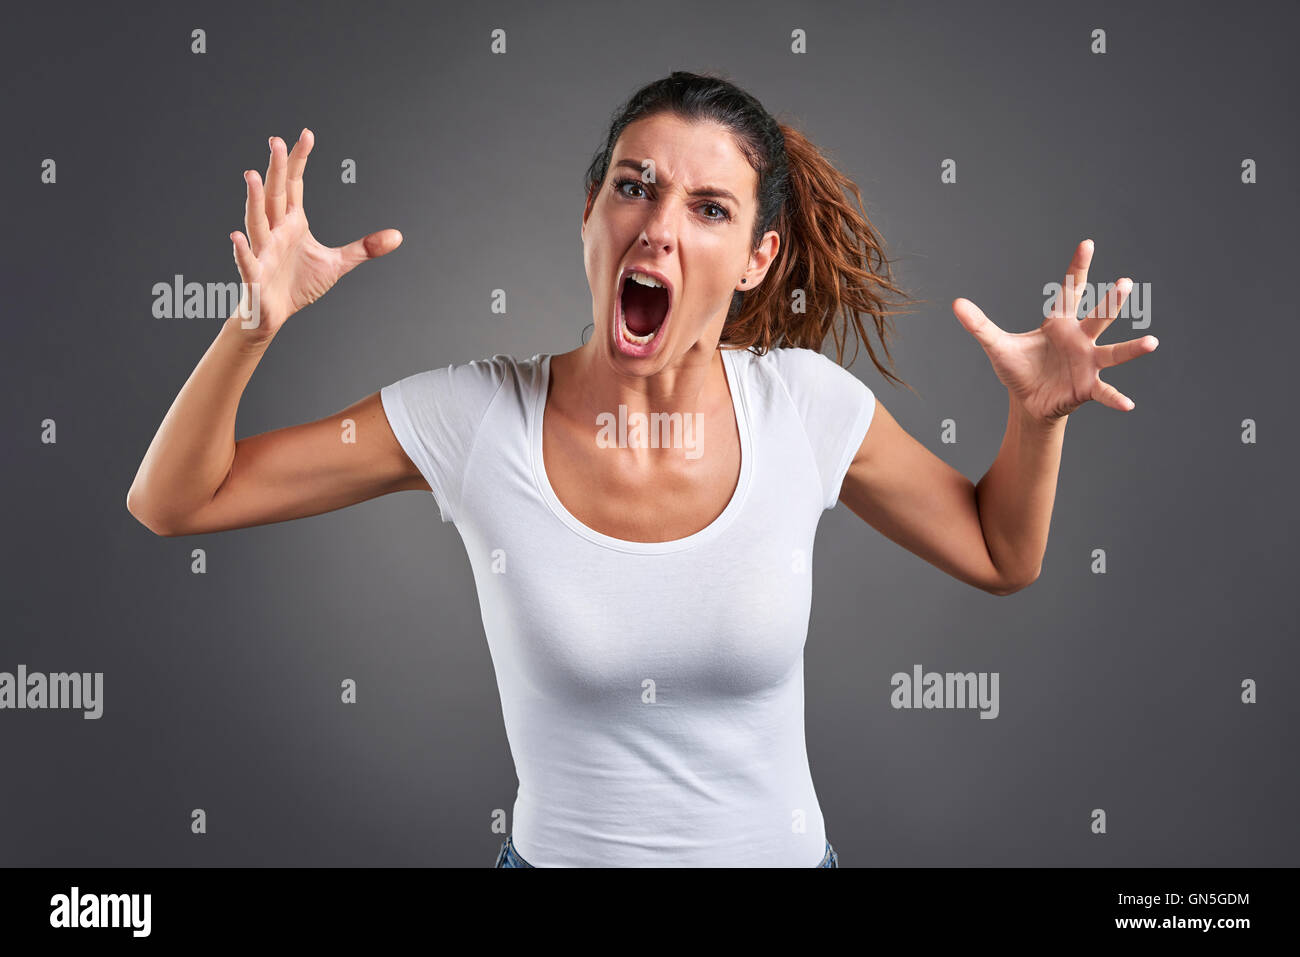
1096, 333, 1158, 370
1092, 375, 1135, 411
285, 128, 314, 212
1058, 239, 1094, 318
243, 170, 271, 253
264, 136, 289, 227
1080, 277, 1132, 341
336, 229, 404, 273
230, 230, 260, 282
951, 297, 1003, 351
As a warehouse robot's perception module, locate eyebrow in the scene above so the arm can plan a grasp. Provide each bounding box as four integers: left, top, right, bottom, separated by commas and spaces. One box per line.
612, 158, 740, 206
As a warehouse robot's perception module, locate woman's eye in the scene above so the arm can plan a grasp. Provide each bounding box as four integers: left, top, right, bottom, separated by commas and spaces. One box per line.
613, 178, 730, 222
615, 179, 645, 198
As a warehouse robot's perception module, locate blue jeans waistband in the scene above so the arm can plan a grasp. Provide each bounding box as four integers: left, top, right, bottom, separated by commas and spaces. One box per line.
494, 834, 838, 867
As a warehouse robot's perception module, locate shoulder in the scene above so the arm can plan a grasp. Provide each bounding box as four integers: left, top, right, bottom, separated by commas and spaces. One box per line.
435, 352, 525, 385
744, 345, 873, 400
745, 343, 849, 374
379, 353, 535, 450
744, 346, 877, 510
378, 353, 538, 523
385, 353, 528, 405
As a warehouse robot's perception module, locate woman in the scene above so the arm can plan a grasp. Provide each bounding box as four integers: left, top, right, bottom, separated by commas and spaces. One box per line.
126, 72, 1157, 868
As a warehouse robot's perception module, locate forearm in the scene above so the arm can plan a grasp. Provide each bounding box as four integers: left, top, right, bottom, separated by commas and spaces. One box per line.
126, 313, 276, 529
974, 390, 1068, 589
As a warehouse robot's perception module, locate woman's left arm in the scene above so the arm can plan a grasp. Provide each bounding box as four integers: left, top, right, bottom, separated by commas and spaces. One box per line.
973, 392, 1069, 591
838, 239, 1158, 595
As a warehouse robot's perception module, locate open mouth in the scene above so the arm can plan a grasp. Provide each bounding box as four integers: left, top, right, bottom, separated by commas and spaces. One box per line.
617, 268, 672, 347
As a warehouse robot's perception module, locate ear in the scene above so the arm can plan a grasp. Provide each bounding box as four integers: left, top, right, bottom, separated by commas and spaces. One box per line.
743, 229, 782, 286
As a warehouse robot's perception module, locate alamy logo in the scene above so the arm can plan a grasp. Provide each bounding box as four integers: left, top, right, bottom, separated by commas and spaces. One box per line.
1043, 276, 1152, 329
890, 664, 999, 719
0, 665, 103, 719
596, 405, 704, 460
49, 887, 150, 937
152, 273, 260, 327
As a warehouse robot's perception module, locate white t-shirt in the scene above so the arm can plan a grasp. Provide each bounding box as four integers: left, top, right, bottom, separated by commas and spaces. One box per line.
380, 345, 876, 866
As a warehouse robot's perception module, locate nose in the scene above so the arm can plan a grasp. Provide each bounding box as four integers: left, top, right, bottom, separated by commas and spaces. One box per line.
640, 229, 669, 253
639, 204, 676, 254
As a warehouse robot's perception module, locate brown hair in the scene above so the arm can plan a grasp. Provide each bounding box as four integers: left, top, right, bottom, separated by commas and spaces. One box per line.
584, 70, 922, 391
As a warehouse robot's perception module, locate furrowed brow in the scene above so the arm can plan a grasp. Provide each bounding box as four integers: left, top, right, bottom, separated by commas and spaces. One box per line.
612, 159, 739, 205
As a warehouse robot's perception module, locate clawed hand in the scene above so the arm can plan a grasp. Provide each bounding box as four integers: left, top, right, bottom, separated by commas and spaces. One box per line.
229, 128, 402, 338
952, 239, 1158, 421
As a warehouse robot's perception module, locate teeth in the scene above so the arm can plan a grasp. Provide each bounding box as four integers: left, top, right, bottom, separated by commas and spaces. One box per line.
620, 313, 657, 344
627, 271, 665, 289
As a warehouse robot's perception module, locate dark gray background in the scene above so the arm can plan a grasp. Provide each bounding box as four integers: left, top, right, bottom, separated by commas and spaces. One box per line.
2, 0, 1295, 866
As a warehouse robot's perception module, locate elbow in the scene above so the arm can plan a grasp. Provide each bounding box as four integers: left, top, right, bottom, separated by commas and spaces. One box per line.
136, 514, 185, 538
142, 520, 184, 538
126, 486, 183, 537
987, 567, 1040, 596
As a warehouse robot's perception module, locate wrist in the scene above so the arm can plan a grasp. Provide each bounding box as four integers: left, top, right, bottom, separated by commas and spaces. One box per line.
221, 310, 278, 354
1010, 393, 1066, 433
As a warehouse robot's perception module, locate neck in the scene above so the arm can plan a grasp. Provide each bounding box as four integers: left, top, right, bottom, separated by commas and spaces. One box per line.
558, 336, 726, 425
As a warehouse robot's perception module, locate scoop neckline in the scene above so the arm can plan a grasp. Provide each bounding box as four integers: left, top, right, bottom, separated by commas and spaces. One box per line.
530, 348, 754, 555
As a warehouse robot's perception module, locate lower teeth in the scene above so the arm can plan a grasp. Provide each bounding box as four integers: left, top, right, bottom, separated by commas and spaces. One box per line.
621, 316, 659, 344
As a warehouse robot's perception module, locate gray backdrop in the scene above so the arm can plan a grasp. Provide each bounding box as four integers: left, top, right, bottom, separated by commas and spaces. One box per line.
2, 0, 1296, 866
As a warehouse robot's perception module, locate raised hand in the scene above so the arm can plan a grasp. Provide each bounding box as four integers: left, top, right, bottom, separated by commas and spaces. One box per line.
229, 129, 402, 339
951, 239, 1158, 421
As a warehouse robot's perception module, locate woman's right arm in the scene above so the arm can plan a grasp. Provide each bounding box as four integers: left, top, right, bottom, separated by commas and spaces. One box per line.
126, 129, 414, 536
125, 311, 428, 536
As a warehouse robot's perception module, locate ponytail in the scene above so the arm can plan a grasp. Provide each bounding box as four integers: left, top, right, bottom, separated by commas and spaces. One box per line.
723, 124, 920, 392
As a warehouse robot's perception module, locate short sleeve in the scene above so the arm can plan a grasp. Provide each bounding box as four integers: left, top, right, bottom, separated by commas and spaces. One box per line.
380, 355, 512, 523
770, 347, 877, 510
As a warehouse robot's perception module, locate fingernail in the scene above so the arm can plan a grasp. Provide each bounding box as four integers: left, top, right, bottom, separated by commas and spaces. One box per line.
1084, 238, 1094, 247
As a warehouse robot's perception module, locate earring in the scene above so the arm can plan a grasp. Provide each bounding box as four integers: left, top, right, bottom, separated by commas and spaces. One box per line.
740, 278, 747, 284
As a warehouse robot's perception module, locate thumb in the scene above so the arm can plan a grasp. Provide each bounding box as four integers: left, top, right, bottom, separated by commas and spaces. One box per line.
338, 228, 403, 273
952, 297, 1002, 351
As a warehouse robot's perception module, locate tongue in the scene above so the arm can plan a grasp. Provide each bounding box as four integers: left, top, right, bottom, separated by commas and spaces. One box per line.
623, 282, 668, 335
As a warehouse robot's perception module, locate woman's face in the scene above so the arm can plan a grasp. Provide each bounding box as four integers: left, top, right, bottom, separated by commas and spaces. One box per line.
581, 112, 778, 372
